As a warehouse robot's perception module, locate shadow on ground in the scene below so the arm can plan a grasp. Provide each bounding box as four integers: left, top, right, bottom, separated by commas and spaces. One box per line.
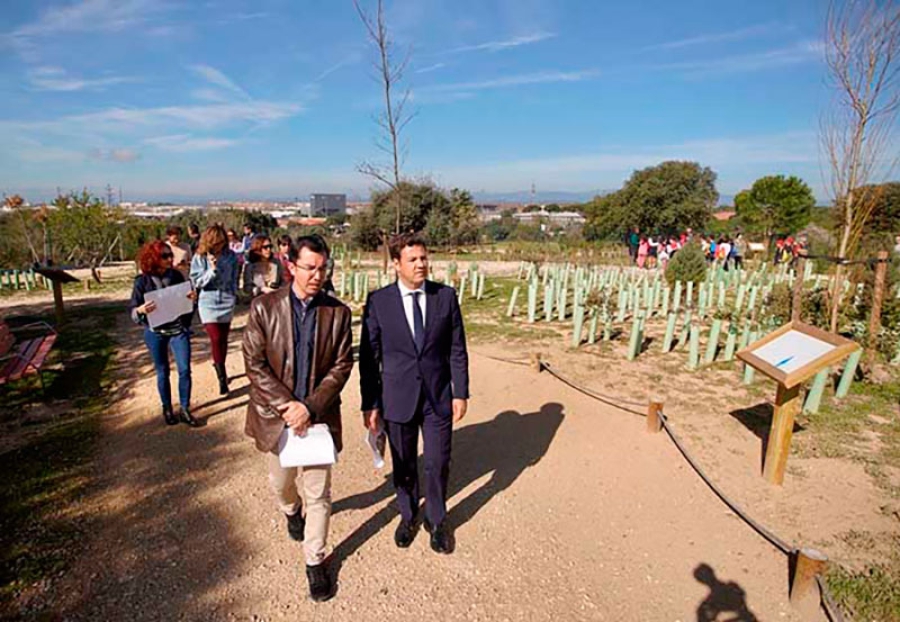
694, 563, 760, 622
330, 402, 565, 591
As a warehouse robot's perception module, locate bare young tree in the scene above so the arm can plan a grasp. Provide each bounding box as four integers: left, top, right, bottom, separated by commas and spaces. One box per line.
821, 0, 900, 332
353, 0, 416, 238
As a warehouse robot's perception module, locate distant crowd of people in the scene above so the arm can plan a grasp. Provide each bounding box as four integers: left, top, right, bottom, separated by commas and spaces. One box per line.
625, 227, 748, 272
625, 226, 815, 272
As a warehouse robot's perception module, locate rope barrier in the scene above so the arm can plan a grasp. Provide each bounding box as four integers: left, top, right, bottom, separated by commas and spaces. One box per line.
472, 351, 531, 367
535, 360, 848, 621
540, 361, 648, 414
804, 253, 892, 267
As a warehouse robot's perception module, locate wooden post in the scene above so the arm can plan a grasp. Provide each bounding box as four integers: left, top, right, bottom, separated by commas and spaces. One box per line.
791, 252, 807, 322
763, 383, 802, 485
647, 399, 663, 433
790, 548, 829, 603
867, 250, 889, 362
52, 280, 65, 325
529, 352, 542, 373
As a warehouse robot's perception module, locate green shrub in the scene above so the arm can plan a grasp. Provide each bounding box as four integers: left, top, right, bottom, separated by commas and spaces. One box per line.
665, 242, 707, 287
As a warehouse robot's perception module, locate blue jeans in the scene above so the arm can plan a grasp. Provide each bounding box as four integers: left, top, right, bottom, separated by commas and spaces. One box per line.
143, 329, 192, 410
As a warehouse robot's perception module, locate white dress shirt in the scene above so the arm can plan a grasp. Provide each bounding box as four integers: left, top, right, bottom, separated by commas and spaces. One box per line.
396, 280, 426, 339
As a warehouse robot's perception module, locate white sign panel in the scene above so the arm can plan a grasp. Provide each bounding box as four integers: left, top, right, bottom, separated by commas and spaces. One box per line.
752, 329, 836, 374
144, 281, 194, 329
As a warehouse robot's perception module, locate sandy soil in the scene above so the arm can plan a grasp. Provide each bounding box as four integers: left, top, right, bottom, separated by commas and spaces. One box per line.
3, 291, 831, 622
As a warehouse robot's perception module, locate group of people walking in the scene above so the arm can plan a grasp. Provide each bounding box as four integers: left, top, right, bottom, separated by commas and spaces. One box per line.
128, 229, 470, 603
626, 227, 749, 272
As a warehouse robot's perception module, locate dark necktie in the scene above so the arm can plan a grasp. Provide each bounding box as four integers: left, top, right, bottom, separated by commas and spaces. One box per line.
412, 291, 425, 353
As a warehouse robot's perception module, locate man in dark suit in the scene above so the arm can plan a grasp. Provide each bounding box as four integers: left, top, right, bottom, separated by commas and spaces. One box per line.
359, 233, 470, 554
243, 235, 353, 602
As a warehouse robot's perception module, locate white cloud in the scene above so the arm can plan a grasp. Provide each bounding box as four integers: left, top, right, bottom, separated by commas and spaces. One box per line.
644, 23, 791, 51
649, 41, 822, 76
70, 101, 302, 131
27, 66, 137, 92
145, 134, 238, 151
2, 0, 172, 61
315, 52, 363, 81
414, 62, 447, 74
88, 147, 142, 162
447, 32, 556, 54
423, 70, 598, 92
189, 64, 250, 100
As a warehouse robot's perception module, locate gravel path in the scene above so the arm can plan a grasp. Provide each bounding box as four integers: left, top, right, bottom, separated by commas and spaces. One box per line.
53, 310, 823, 621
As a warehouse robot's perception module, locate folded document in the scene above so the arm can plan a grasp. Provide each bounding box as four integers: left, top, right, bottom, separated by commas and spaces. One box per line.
277, 424, 337, 468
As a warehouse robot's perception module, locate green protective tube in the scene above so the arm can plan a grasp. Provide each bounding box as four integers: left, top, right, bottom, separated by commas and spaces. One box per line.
723, 323, 738, 361
588, 308, 599, 345
628, 311, 643, 360
572, 304, 585, 348
803, 368, 830, 414
835, 349, 862, 398
704, 318, 722, 364
688, 324, 701, 370
662, 311, 677, 353
507, 286, 520, 317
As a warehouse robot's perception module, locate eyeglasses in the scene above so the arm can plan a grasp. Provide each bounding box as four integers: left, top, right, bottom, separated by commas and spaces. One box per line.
161, 253, 174, 259
296, 264, 327, 274
262, 244, 273, 250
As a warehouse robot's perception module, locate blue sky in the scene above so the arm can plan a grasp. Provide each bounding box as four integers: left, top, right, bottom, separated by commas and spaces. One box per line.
0, 0, 831, 202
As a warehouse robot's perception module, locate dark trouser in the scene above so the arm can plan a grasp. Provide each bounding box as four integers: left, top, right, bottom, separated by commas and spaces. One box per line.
203, 322, 231, 365
733, 256, 743, 270
628, 245, 637, 263
385, 394, 452, 527
143, 328, 192, 410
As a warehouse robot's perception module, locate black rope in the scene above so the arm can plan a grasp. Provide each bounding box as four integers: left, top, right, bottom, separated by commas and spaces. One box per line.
804, 253, 892, 267
540, 362, 648, 414
472, 351, 531, 367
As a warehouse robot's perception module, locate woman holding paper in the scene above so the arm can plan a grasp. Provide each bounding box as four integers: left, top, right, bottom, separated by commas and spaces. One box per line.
190, 225, 240, 396
129, 239, 199, 427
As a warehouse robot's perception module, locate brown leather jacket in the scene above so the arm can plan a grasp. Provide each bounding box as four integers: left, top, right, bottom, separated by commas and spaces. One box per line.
242, 287, 354, 453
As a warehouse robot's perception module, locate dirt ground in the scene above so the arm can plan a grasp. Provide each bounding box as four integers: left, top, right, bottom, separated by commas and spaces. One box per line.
0, 287, 844, 622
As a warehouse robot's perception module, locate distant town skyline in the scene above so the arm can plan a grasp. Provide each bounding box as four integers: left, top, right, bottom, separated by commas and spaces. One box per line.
2, 0, 831, 202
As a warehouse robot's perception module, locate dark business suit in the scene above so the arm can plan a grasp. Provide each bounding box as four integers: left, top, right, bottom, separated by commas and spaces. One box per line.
360, 280, 469, 527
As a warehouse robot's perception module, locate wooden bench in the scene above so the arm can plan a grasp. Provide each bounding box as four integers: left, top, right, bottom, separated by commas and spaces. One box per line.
0, 318, 58, 390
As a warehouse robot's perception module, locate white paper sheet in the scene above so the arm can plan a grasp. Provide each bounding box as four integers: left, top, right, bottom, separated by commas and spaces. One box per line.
752, 330, 835, 374
366, 423, 387, 469
277, 424, 337, 468
144, 281, 194, 329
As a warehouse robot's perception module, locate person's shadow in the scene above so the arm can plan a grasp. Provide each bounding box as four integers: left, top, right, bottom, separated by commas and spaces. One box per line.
694, 563, 760, 622
330, 402, 565, 583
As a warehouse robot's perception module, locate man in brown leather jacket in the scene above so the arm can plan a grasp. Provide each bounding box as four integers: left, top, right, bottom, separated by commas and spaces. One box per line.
242, 235, 353, 602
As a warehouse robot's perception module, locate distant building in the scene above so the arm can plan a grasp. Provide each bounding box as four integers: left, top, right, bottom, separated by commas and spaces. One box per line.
310, 193, 347, 217
514, 209, 585, 226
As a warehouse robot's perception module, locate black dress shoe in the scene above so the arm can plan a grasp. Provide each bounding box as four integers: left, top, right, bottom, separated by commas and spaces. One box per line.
163, 406, 178, 426
179, 406, 201, 428
286, 511, 305, 542
394, 519, 417, 548
424, 519, 453, 554
306, 564, 333, 602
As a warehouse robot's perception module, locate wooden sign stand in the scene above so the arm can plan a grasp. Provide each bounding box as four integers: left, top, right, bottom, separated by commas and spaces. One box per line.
737, 321, 858, 486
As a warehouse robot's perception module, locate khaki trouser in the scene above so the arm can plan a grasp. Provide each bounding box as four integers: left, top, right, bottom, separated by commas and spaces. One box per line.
266, 452, 332, 566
